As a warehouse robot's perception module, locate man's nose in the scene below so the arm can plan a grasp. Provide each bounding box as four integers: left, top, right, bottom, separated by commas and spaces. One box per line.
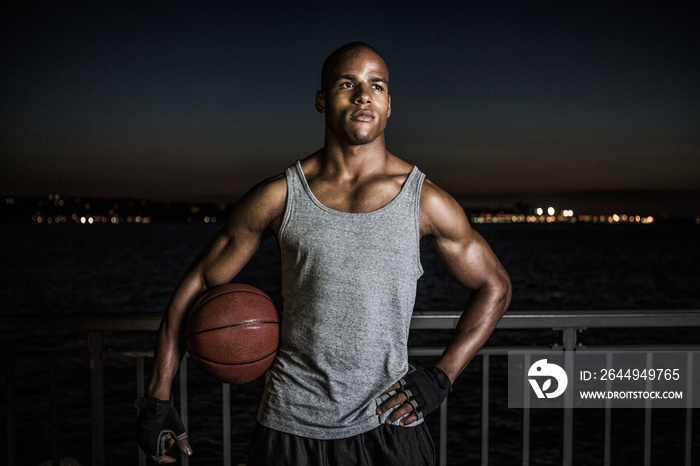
353, 83, 371, 104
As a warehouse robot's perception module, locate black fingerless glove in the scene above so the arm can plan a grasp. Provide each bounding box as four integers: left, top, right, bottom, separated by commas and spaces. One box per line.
135, 396, 188, 461
399, 366, 453, 420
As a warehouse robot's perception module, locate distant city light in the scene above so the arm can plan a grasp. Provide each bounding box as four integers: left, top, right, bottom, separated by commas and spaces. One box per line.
19, 194, 666, 226
468, 210, 656, 225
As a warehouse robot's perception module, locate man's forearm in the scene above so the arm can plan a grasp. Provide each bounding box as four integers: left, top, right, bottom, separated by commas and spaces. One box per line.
147, 326, 185, 399
435, 280, 511, 383
147, 272, 206, 399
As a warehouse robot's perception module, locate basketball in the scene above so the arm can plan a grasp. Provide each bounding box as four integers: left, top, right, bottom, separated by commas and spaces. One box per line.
185, 283, 280, 384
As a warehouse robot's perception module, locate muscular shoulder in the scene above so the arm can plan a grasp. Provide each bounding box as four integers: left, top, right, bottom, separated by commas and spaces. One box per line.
224, 173, 287, 236
419, 178, 473, 240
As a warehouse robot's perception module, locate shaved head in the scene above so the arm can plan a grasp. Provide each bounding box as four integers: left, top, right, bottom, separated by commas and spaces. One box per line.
320, 42, 387, 91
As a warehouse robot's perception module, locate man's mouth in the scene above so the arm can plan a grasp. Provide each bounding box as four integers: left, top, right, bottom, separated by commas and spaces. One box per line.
350, 109, 374, 121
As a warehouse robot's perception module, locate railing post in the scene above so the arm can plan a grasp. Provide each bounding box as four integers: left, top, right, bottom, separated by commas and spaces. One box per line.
561, 328, 577, 466
51, 358, 59, 466
522, 352, 531, 466
438, 397, 447, 466
6, 359, 16, 466
136, 357, 147, 466
88, 332, 105, 466
223, 383, 232, 466
604, 352, 613, 466
644, 352, 653, 466
179, 359, 189, 466
481, 354, 489, 466
685, 352, 693, 466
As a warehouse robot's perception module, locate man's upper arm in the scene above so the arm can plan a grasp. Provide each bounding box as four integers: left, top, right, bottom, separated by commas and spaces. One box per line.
420, 180, 509, 292
197, 174, 287, 290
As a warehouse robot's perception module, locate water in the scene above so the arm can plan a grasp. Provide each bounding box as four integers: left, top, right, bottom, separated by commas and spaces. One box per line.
2, 222, 698, 315
1, 223, 699, 465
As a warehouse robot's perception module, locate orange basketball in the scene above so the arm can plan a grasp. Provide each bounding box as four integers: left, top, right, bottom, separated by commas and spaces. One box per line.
185, 283, 280, 384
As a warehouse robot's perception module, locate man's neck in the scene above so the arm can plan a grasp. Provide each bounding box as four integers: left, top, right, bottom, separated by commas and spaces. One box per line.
320, 134, 390, 179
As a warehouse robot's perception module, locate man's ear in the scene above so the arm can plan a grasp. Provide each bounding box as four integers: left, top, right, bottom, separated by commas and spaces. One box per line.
387, 94, 391, 118
315, 90, 325, 113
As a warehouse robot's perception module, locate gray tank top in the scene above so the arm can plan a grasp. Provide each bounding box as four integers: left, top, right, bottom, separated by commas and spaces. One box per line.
257, 160, 425, 439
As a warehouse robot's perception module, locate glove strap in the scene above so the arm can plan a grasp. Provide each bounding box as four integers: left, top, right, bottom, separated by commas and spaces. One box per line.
431, 367, 453, 393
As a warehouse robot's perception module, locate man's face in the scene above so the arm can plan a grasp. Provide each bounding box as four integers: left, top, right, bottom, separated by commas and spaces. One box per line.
317, 48, 391, 146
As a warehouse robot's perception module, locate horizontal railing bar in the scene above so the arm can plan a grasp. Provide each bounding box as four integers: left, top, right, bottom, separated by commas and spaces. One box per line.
410, 346, 557, 357
408, 348, 444, 357
5, 344, 695, 365
411, 310, 700, 329
411, 345, 700, 358
2, 310, 700, 332
102, 349, 155, 359
576, 345, 700, 351
8, 344, 692, 364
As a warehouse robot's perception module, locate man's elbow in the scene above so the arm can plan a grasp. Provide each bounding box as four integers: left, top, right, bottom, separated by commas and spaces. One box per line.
492, 268, 512, 316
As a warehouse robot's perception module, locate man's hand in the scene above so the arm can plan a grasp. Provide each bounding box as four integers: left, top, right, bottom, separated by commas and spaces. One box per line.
135, 396, 192, 463
377, 365, 452, 426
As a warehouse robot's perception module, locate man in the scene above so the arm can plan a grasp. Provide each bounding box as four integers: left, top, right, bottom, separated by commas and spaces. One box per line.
136, 42, 511, 465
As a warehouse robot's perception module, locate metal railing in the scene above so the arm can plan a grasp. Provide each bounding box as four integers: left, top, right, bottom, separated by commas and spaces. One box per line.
2, 309, 699, 466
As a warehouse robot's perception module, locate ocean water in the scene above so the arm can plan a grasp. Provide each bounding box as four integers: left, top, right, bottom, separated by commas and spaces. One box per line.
1, 223, 699, 465
2, 222, 699, 315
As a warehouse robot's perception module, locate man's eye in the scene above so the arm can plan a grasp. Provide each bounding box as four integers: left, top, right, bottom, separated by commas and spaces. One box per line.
340, 82, 353, 89
373, 84, 384, 91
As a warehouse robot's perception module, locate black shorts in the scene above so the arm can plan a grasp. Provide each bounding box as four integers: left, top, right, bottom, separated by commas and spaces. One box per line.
248, 421, 436, 466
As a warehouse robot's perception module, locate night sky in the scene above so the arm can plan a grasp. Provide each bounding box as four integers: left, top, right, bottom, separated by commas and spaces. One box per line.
2, 2, 698, 215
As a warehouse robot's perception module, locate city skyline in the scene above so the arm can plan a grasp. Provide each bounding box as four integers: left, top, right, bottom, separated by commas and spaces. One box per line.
2, 2, 698, 215
4, 190, 695, 225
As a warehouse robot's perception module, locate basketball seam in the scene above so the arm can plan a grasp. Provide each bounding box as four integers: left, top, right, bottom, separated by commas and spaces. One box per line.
185, 321, 279, 338
197, 289, 273, 308
188, 289, 275, 322
187, 348, 278, 366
